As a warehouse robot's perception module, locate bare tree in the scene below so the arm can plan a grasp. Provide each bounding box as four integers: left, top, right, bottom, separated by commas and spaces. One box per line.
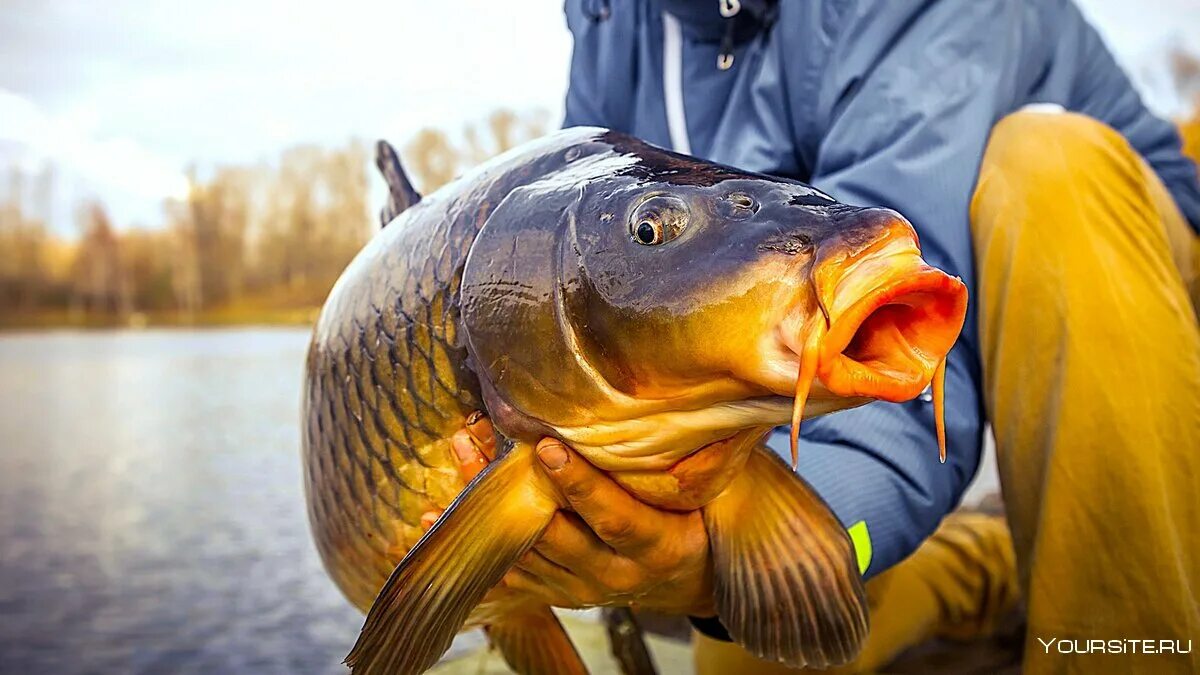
1170, 47, 1200, 111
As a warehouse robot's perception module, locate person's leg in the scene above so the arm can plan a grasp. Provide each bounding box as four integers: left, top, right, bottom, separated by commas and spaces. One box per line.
971, 109, 1200, 674
692, 512, 1019, 674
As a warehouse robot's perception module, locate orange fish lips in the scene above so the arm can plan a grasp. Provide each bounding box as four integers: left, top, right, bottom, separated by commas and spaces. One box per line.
818, 264, 966, 403
787, 238, 968, 469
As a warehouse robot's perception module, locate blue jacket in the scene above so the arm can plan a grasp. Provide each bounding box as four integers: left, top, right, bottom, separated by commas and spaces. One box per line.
563, 0, 1200, 578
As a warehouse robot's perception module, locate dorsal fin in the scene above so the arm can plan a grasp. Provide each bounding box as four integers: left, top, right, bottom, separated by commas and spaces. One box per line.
374, 139, 422, 228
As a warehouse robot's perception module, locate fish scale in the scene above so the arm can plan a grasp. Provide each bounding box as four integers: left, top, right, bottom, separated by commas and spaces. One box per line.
303, 140, 568, 617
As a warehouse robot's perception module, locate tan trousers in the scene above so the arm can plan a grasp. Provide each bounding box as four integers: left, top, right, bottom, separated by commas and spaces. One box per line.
696, 110, 1200, 673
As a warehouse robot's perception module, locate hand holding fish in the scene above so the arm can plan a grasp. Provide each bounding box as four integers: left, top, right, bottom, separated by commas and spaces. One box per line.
424, 413, 718, 616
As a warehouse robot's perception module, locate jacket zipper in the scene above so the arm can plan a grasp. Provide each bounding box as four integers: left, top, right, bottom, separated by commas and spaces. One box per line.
661, 12, 693, 155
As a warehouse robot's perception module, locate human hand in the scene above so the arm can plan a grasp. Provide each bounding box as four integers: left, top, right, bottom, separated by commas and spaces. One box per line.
424, 413, 716, 616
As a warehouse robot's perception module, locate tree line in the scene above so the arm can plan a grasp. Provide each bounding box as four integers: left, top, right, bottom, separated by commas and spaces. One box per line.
0, 109, 546, 327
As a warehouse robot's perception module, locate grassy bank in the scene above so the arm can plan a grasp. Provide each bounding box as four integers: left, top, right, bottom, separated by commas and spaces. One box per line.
0, 305, 321, 331
0, 283, 330, 331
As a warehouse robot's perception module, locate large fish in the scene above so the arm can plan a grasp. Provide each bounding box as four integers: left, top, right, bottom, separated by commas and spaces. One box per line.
303, 128, 967, 675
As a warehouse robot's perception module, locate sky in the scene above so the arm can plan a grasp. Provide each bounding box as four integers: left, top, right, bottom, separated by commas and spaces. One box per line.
0, 0, 1197, 234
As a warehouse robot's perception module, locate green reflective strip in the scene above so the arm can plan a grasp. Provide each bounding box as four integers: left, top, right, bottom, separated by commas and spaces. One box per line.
847, 520, 872, 575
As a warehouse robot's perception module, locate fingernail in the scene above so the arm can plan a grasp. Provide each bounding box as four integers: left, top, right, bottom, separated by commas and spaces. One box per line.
452, 433, 478, 462
537, 442, 568, 470
466, 410, 486, 427
420, 512, 439, 531
466, 415, 494, 444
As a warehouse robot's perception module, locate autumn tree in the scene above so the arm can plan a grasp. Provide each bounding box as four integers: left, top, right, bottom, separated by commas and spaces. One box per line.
0, 168, 54, 310
0, 108, 544, 325
405, 108, 548, 193
255, 142, 370, 300
69, 203, 131, 316
403, 129, 461, 194
178, 165, 255, 307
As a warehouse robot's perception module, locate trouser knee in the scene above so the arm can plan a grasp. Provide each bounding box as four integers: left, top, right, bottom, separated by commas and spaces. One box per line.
971, 109, 1155, 248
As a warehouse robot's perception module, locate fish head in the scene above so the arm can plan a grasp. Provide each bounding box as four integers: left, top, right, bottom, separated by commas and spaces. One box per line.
461, 131, 966, 507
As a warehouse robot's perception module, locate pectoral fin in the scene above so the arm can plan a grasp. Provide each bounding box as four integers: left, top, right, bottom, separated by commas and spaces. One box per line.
487, 606, 588, 675
345, 442, 557, 675
702, 446, 869, 669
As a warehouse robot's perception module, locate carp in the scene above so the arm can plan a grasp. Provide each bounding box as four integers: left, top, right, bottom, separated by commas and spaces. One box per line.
302, 128, 967, 674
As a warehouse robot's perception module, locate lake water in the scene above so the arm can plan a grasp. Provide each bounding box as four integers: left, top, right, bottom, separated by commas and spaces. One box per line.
0, 329, 375, 674
0, 328, 998, 675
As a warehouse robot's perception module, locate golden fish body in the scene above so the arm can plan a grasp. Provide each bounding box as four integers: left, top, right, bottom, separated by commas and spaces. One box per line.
303, 128, 968, 675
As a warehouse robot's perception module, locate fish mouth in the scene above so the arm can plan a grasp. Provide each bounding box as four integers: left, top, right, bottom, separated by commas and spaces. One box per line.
817, 264, 966, 402
780, 230, 968, 466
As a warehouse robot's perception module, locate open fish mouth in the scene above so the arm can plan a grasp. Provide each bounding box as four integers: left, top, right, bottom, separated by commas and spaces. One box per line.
819, 265, 965, 402
787, 235, 968, 468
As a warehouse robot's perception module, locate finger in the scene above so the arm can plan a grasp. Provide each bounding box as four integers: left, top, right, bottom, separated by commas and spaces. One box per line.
512, 552, 604, 608
419, 510, 441, 532
532, 513, 644, 596
450, 430, 489, 483
535, 439, 665, 555
501, 568, 582, 608
465, 411, 497, 460
514, 550, 582, 594
534, 512, 619, 574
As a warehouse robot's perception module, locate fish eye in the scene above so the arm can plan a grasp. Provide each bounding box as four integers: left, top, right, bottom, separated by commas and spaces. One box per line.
629, 195, 689, 246
634, 218, 661, 244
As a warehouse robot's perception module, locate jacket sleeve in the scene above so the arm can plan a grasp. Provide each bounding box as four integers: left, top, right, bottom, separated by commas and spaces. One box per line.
772, 0, 1033, 578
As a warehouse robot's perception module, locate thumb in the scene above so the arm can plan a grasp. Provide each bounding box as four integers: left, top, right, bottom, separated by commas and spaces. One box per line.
534, 438, 655, 553
534, 438, 597, 502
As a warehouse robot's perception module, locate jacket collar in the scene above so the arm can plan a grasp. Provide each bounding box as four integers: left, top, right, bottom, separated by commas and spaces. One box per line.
657, 0, 778, 43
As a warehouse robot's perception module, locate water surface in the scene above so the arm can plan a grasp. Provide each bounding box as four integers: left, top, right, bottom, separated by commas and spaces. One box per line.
0, 328, 999, 674
0, 329, 369, 674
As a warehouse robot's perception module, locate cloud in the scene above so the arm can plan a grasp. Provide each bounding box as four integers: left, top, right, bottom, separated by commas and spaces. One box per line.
0, 0, 574, 232
0, 87, 189, 228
